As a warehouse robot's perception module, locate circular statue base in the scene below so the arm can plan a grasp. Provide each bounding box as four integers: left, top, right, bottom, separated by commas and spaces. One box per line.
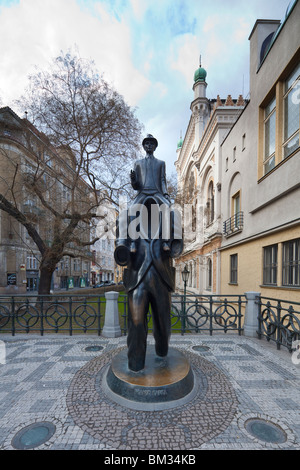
103, 345, 196, 410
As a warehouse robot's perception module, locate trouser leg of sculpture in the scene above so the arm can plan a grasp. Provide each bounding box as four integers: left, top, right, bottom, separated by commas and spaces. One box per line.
127, 263, 172, 370
150, 288, 171, 358
127, 284, 149, 372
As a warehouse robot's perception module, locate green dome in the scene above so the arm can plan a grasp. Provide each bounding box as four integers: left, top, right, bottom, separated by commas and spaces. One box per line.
177, 136, 183, 149
194, 66, 207, 83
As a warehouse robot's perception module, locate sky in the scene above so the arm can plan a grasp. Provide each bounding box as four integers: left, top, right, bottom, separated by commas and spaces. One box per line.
0, 0, 290, 176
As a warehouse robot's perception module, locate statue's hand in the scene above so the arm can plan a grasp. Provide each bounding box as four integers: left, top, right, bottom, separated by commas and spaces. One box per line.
162, 241, 171, 252
164, 193, 171, 204
130, 170, 136, 181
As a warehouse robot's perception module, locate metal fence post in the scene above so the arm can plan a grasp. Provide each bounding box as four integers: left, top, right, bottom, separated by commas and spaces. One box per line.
209, 296, 213, 336
40, 296, 44, 336
238, 295, 243, 335
11, 296, 15, 336
97, 296, 102, 336
69, 296, 73, 336
102, 291, 122, 338
276, 300, 282, 350
181, 294, 186, 335
244, 292, 261, 337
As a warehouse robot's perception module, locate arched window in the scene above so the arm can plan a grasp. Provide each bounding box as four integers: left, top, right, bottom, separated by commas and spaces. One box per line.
189, 262, 193, 287
192, 202, 196, 232
207, 258, 212, 290
188, 171, 195, 201
207, 181, 214, 225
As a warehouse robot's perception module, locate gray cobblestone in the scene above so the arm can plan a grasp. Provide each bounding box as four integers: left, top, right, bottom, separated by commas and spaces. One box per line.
0, 333, 299, 450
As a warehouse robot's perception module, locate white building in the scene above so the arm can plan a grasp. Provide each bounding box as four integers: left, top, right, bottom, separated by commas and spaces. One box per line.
174, 62, 246, 294
91, 198, 116, 285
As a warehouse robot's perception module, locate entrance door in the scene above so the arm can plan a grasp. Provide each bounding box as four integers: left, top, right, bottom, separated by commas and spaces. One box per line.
232, 192, 241, 229
27, 278, 38, 291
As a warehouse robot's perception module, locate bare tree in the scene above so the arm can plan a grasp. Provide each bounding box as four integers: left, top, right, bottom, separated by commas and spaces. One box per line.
0, 51, 142, 294
166, 172, 179, 205
17, 51, 143, 201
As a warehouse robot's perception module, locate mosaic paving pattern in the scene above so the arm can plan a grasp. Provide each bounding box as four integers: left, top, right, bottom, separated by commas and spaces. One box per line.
66, 347, 238, 450
0, 334, 299, 450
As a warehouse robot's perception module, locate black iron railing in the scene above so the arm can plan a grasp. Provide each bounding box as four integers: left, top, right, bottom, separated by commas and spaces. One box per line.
1, 293, 299, 353
173, 294, 245, 335
0, 294, 105, 336
223, 211, 244, 236
0, 293, 246, 337
257, 296, 300, 351
121, 294, 246, 336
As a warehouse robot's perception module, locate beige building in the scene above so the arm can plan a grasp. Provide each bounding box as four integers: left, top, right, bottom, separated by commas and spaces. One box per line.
174, 63, 246, 294
220, 0, 300, 302
0, 106, 92, 293
90, 196, 117, 285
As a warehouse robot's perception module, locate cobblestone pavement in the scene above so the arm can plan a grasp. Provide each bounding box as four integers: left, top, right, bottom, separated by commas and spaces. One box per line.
0, 333, 299, 451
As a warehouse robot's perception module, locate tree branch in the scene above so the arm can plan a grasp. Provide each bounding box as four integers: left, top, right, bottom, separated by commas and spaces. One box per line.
0, 194, 47, 255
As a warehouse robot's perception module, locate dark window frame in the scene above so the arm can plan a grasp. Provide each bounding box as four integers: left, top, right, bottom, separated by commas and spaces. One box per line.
230, 254, 238, 284
282, 238, 300, 287
263, 244, 278, 285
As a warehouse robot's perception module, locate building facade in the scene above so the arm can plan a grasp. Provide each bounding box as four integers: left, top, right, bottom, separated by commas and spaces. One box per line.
174, 65, 246, 294
220, 0, 300, 302
0, 107, 92, 293
90, 197, 117, 286
91, 238, 115, 285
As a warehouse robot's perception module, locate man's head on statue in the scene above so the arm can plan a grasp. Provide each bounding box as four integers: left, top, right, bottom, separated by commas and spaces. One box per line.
142, 134, 158, 155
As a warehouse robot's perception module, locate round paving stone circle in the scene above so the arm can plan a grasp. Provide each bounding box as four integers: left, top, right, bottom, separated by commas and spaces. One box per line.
66, 346, 238, 450
84, 345, 104, 352
245, 418, 287, 444
192, 345, 210, 353
11, 422, 56, 450
237, 412, 297, 449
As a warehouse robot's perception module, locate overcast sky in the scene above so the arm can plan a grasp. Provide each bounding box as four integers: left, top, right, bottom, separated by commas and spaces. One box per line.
0, 0, 290, 175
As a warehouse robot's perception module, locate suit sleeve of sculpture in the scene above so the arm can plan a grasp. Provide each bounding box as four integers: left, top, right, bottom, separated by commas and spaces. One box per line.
161, 162, 169, 197
130, 162, 141, 190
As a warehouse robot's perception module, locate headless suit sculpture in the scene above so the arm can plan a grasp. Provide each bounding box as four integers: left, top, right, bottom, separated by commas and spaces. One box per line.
114, 135, 183, 372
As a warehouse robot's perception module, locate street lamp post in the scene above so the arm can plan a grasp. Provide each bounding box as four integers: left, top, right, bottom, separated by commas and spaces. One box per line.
181, 265, 190, 335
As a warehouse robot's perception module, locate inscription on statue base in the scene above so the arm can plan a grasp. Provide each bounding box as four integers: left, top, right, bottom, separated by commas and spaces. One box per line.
104, 346, 195, 410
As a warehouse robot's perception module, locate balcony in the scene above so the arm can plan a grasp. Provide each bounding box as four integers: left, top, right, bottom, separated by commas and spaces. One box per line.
223, 211, 244, 237
23, 201, 44, 220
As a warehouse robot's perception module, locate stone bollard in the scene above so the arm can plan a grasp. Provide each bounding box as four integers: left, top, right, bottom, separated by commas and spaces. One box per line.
102, 291, 122, 338
244, 292, 261, 338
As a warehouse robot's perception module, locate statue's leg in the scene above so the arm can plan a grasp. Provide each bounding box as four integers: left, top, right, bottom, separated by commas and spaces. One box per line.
150, 285, 171, 358
127, 284, 149, 372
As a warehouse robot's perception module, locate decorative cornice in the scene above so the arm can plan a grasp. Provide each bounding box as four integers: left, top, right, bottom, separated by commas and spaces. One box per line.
176, 96, 246, 180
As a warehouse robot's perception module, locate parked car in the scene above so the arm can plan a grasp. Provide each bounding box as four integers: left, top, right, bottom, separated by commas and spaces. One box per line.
92, 280, 116, 288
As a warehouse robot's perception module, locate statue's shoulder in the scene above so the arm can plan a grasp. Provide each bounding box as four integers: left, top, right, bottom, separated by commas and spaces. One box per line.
134, 157, 165, 166
152, 158, 165, 169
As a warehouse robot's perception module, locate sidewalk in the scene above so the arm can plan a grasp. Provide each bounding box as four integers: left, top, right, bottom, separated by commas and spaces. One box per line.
0, 333, 299, 450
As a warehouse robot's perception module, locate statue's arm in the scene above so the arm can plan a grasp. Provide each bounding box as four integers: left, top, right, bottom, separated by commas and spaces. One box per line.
161, 162, 170, 200
114, 215, 130, 266
130, 163, 140, 190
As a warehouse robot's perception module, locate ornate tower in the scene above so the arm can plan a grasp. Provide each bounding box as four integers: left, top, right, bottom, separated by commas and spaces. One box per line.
191, 57, 210, 144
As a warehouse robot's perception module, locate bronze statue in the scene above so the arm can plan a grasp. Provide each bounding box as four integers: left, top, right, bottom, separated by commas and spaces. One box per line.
114, 135, 183, 372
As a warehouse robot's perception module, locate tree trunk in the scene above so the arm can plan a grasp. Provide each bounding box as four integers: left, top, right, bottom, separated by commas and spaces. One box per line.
38, 257, 57, 295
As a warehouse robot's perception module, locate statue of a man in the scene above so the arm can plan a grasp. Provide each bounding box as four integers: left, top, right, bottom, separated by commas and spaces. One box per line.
114, 135, 183, 372
130, 134, 171, 206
